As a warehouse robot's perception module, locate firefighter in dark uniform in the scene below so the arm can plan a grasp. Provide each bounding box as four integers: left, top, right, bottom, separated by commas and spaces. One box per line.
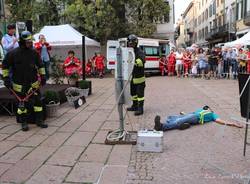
127, 34, 145, 116
2, 31, 48, 131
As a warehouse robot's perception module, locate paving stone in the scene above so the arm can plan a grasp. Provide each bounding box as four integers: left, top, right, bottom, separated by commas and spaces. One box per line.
0, 134, 9, 141
19, 134, 49, 147
66, 162, 104, 183
6, 129, 37, 142
57, 116, 87, 132
47, 145, 85, 166
0, 159, 42, 183
64, 131, 95, 147
24, 146, 58, 162
0, 163, 12, 176
41, 132, 72, 148
36, 126, 58, 135
79, 144, 112, 163
78, 119, 104, 132
98, 165, 128, 184
92, 130, 109, 144
0, 141, 19, 156
26, 165, 71, 184
0, 124, 21, 134
101, 120, 120, 130
107, 145, 132, 165
0, 147, 33, 164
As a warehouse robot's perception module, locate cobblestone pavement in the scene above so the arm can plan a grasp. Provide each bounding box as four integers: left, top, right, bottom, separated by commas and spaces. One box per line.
0, 77, 249, 184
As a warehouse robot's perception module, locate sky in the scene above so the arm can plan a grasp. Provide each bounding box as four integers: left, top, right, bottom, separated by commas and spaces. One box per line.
174, 0, 192, 24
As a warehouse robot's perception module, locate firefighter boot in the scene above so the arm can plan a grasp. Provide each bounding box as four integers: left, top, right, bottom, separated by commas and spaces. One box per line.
135, 107, 143, 116
36, 113, 48, 128
154, 115, 163, 131
21, 122, 29, 131
127, 101, 138, 111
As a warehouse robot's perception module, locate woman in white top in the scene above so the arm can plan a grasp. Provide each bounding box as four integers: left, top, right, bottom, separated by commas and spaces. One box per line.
175, 49, 183, 77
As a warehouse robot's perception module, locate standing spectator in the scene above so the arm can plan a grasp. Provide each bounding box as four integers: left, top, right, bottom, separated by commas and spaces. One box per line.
223, 48, 230, 79
217, 49, 223, 79
196, 48, 208, 79
94, 52, 106, 78
167, 49, 176, 76
207, 48, 218, 79
247, 48, 250, 74
1, 24, 19, 55
238, 48, 247, 73
183, 50, 191, 77
34, 34, 51, 80
159, 54, 167, 76
230, 48, 238, 79
175, 49, 183, 77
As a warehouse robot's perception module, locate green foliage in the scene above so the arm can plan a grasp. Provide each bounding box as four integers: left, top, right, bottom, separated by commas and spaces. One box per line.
50, 56, 66, 84
44, 90, 60, 104
78, 80, 89, 89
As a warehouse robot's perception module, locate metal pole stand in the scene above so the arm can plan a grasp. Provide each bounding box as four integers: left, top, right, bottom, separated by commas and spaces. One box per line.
105, 47, 137, 145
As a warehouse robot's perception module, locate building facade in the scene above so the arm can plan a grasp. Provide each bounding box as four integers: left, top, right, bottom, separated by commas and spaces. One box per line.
153, 0, 175, 41
178, 0, 250, 48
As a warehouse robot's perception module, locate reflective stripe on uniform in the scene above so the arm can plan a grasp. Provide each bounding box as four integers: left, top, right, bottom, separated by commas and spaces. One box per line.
17, 108, 27, 115
13, 83, 22, 92
2, 69, 9, 78
131, 95, 138, 101
137, 97, 144, 102
135, 58, 143, 67
31, 81, 40, 89
199, 110, 211, 124
133, 76, 145, 84
34, 106, 43, 112
39, 67, 46, 75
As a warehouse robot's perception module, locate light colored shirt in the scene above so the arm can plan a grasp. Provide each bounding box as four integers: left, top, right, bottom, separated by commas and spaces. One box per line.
175, 52, 183, 65
1, 34, 19, 55
41, 45, 50, 62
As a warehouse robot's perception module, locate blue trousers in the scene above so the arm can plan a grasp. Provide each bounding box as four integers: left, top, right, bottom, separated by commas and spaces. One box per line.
162, 113, 199, 131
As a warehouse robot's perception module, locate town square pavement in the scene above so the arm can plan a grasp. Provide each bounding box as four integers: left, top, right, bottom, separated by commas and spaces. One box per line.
0, 76, 249, 184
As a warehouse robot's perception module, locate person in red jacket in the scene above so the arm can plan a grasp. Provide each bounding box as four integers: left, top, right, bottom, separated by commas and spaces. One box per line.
246, 49, 250, 74
183, 50, 192, 77
94, 53, 105, 78
34, 34, 51, 80
167, 49, 176, 76
86, 59, 93, 76
63, 50, 82, 78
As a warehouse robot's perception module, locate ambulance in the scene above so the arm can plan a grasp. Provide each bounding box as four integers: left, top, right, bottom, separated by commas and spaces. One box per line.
107, 37, 173, 74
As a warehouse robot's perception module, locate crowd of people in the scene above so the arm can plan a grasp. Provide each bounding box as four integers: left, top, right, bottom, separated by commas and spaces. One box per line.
159, 46, 250, 80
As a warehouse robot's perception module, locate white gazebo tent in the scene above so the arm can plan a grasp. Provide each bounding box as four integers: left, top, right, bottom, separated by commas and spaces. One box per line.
34, 24, 100, 61
224, 31, 250, 47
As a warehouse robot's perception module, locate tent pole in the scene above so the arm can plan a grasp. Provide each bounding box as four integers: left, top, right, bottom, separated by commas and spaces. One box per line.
82, 36, 86, 80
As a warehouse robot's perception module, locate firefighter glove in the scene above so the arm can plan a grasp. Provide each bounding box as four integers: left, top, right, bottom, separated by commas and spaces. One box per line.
3, 78, 12, 89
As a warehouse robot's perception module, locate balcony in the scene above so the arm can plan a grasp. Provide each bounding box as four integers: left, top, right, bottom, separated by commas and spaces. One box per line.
205, 24, 235, 41
244, 11, 250, 26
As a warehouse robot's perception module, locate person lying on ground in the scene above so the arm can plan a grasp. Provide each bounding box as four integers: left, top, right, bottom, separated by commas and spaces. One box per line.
154, 105, 243, 131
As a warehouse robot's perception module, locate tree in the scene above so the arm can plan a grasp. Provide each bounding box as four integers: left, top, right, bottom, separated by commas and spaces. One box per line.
64, 0, 119, 44
127, 0, 170, 37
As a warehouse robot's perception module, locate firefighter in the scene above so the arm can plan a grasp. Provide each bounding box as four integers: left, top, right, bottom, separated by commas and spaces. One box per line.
127, 34, 146, 116
2, 31, 47, 131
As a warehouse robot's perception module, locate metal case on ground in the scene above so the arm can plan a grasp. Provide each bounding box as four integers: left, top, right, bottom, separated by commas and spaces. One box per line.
137, 130, 163, 153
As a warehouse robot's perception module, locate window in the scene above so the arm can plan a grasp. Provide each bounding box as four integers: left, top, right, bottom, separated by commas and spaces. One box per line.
217, 0, 219, 6
209, 5, 213, 17
205, 8, 208, 19
143, 47, 159, 56
237, 0, 243, 20
213, 0, 216, 15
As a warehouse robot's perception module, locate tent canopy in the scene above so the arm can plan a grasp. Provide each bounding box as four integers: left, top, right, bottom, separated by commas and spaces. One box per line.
34, 24, 100, 47
224, 31, 250, 47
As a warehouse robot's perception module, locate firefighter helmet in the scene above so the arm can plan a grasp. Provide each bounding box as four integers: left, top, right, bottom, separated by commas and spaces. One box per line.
20, 31, 33, 42
127, 34, 138, 47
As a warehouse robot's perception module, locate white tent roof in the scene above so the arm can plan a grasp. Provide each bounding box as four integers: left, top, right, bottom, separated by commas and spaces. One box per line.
34, 24, 100, 47
224, 31, 250, 47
